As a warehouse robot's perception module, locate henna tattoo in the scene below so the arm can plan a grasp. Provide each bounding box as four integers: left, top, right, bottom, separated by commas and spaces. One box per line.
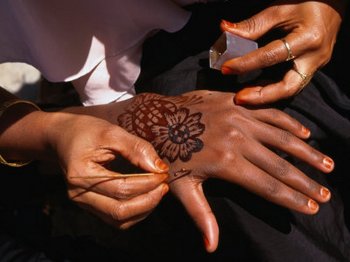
117, 94, 205, 162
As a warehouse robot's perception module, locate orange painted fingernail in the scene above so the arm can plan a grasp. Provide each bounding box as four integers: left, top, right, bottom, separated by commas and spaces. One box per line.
320, 187, 331, 199
308, 199, 319, 211
323, 157, 334, 170
221, 19, 236, 29
155, 159, 169, 172
221, 66, 235, 75
302, 126, 311, 137
161, 184, 169, 196
203, 235, 210, 250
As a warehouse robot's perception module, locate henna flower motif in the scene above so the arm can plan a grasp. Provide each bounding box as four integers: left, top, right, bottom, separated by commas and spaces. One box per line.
117, 94, 205, 163
151, 108, 204, 162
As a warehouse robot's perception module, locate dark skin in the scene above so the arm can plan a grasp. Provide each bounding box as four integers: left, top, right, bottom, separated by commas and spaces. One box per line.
220, 0, 344, 104
66, 90, 334, 252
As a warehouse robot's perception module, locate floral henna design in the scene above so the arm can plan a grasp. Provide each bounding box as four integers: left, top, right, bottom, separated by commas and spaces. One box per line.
117, 94, 205, 163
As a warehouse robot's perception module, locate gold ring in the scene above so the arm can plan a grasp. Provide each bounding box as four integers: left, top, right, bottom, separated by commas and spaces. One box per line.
281, 38, 295, 61
292, 63, 313, 89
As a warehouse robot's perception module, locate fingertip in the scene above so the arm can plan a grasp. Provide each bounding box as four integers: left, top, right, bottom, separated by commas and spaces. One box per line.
301, 126, 311, 138
322, 157, 335, 172
220, 19, 236, 32
307, 199, 319, 214
161, 183, 169, 197
154, 158, 169, 173
234, 88, 260, 105
201, 218, 219, 253
234, 92, 247, 105
221, 66, 235, 75
203, 234, 218, 253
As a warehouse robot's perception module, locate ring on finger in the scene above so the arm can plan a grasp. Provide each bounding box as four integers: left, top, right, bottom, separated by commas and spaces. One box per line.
292, 62, 313, 90
281, 38, 295, 61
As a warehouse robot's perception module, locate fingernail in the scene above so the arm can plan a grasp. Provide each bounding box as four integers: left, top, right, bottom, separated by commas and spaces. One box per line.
155, 159, 169, 172
221, 19, 236, 29
308, 199, 319, 211
203, 235, 210, 250
161, 184, 169, 196
320, 187, 331, 199
221, 66, 235, 75
302, 126, 311, 137
323, 157, 334, 170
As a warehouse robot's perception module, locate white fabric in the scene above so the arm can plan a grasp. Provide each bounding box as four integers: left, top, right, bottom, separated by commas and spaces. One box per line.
0, 0, 204, 105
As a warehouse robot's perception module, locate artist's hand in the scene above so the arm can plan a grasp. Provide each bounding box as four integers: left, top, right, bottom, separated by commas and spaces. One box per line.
47, 113, 169, 229
115, 90, 333, 252
220, 0, 343, 105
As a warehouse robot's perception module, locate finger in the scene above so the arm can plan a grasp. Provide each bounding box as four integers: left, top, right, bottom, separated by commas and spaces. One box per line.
70, 168, 169, 200
220, 7, 280, 40
221, 156, 321, 214
70, 183, 169, 227
248, 117, 334, 173
172, 180, 219, 253
108, 128, 169, 173
244, 141, 331, 204
234, 68, 308, 105
252, 108, 311, 139
222, 39, 294, 75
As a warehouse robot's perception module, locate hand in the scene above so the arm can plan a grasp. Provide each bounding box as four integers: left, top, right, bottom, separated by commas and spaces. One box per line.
220, 0, 343, 105
46, 112, 169, 229
114, 90, 334, 252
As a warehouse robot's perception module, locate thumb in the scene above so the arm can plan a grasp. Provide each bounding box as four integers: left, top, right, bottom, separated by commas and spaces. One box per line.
109, 128, 169, 174
220, 8, 278, 40
176, 183, 219, 253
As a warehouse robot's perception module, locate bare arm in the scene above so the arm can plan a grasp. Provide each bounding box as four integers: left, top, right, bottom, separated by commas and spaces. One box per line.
0, 86, 169, 230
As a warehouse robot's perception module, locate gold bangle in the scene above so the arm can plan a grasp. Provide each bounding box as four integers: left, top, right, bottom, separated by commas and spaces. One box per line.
0, 99, 41, 167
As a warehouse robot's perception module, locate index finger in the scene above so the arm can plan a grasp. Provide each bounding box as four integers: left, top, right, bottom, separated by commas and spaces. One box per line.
69, 168, 169, 200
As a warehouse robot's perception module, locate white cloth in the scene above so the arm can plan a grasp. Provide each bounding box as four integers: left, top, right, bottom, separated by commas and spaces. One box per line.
0, 0, 204, 105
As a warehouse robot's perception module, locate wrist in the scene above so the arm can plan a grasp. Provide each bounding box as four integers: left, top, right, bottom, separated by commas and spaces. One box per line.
0, 99, 46, 166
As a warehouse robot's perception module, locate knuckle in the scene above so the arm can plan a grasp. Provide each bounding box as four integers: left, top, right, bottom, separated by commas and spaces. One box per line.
278, 130, 294, 144
264, 179, 281, 200
227, 128, 246, 145
258, 49, 279, 67
110, 203, 125, 222
133, 138, 152, 157
218, 149, 238, 164
304, 30, 323, 50
274, 158, 290, 178
113, 181, 133, 199
242, 18, 258, 33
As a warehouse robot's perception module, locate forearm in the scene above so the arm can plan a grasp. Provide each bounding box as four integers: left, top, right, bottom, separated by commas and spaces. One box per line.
0, 87, 64, 162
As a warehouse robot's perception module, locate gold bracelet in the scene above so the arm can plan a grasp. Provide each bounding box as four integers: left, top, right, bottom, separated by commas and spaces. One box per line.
0, 99, 41, 167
